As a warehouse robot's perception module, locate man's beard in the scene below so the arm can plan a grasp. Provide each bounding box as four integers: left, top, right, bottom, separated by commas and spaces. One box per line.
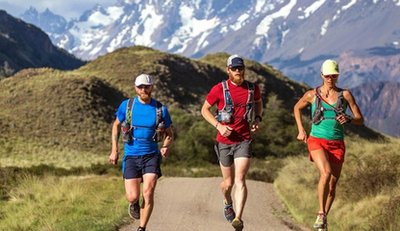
139, 93, 151, 101
230, 75, 244, 85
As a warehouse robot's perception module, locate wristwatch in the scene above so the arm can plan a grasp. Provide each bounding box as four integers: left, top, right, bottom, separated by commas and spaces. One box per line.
255, 115, 262, 122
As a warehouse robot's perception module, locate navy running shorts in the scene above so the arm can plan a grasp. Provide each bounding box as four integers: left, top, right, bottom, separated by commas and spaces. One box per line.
214, 140, 252, 167
123, 152, 162, 179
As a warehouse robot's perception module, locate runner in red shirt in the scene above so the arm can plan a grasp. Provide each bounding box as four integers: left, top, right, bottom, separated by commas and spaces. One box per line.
201, 55, 263, 231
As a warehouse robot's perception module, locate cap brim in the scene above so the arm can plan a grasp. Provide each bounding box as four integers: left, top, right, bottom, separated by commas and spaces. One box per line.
322, 71, 339, 75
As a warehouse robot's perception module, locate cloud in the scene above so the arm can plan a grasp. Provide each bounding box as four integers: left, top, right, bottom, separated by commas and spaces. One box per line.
0, 0, 115, 19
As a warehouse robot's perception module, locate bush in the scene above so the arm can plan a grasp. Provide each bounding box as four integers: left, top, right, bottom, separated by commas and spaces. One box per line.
253, 94, 307, 158
340, 146, 400, 202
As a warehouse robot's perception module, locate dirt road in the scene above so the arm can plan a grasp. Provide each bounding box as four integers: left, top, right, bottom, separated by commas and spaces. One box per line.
120, 177, 308, 231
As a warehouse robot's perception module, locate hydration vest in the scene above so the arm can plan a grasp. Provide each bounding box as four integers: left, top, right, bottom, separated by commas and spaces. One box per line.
219, 80, 255, 123
312, 87, 346, 125
125, 98, 165, 142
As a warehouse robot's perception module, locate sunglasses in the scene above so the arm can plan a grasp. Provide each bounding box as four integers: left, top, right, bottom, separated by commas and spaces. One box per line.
229, 66, 245, 71
323, 74, 339, 79
136, 85, 152, 89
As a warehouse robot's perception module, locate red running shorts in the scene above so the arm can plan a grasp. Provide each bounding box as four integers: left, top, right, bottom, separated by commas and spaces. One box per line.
307, 136, 345, 164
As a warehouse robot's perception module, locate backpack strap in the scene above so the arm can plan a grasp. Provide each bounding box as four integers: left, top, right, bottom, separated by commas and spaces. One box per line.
336, 89, 345, 113
312, 86, 347, 124
153, 100, 165, 142
221, 80, 233, 113
126, 98, 164, 142
244, 81, 255, 122
221, 80, 255, 122
126, 98, 135, 126
155, 100, 163, 127
312, 88, 324, 124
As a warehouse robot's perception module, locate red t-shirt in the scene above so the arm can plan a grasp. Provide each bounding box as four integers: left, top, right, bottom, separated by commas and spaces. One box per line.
206, 80, 261, 144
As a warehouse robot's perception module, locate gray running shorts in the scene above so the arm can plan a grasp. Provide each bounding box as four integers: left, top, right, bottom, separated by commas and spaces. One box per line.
214, 140, 252, 167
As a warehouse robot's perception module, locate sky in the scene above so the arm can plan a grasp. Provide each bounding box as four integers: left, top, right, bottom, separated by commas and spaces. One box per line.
0, 0, 115, 19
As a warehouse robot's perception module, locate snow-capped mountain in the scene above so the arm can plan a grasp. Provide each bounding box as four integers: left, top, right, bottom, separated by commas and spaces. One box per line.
20, 0, 400, 87
10, 0, 400, 137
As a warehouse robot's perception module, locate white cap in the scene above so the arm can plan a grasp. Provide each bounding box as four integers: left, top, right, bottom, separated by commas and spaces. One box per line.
227, 54, 245, 67
135, 74, 154, 86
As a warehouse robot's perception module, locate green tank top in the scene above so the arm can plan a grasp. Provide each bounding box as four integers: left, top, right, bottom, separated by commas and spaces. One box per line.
310, 96, 347, 140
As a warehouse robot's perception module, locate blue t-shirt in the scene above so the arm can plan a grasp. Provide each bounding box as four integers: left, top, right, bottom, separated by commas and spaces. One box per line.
116, 97, 172, 156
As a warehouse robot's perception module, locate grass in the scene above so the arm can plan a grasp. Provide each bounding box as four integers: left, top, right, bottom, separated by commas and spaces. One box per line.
1, 136, 398, 230
0, 138, 106, 169
274, 137, 400, 231
0, 174, 128, 231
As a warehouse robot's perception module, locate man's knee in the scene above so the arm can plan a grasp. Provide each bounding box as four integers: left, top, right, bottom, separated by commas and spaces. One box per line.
142, 179, 157, 200
234, 178, 247, 188
125, 192, 140, 203
222, 180, 234, 191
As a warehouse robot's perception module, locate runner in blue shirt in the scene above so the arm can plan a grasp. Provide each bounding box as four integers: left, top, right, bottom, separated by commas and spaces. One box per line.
109, 74, 174, 231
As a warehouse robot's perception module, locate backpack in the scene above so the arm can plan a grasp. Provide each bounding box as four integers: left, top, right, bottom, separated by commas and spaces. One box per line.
311, 86, 347, 125
217, 80, 255, 123
121, 98, 165, 143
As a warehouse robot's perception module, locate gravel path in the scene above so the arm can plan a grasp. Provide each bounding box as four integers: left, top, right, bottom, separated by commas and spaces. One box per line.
119, 177, 309, 231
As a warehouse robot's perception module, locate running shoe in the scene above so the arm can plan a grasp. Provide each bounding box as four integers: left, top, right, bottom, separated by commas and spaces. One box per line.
137, 227, 146, 231
313, 212, 327, 230
223, 200, 236, 222
231, 217, 244, 231
128, 201, 140, 219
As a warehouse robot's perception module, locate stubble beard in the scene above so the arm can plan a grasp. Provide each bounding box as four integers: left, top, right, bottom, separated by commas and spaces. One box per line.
138, 92, 151, 102
230, 75, 244, 85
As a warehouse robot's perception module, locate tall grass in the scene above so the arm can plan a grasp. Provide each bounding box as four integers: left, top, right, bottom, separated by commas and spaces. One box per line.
0, 138, 106, 169
275, 137, 400, 231
0, 174, 128, 231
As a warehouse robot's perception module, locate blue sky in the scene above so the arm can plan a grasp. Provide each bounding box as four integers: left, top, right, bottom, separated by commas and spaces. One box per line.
0, 0, 115, 19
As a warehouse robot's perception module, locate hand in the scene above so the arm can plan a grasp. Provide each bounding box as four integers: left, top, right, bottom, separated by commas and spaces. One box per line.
335, 113, 352, 125
108, 151, 119, 165
251, 120, 260, 132
160, 146, 170, 158
217, 124, 233, 137
296, 130, 307, 143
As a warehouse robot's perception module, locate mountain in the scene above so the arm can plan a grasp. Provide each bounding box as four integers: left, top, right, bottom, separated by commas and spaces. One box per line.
20, 7, 68, 35
0, 10, 84, 78
18, 0, 400, 83
352, 81, 400, 137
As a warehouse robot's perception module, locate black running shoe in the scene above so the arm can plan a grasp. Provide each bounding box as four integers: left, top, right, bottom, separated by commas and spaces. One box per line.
128, 201, 140, 219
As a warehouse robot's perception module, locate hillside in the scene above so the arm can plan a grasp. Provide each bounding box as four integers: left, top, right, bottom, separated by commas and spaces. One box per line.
352, 81, 400, 137
0, 68, 124, 151
0, 46, 384, 155
0, 10, 84, 78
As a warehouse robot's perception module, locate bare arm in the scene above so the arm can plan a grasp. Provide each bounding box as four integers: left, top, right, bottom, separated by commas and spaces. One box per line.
293, 90, 314, 142
251, 98, 263, 132
160, 126, 174, 158
201, 100, 232, 137
108, 118, 121, 165
343, 90, 364, 125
